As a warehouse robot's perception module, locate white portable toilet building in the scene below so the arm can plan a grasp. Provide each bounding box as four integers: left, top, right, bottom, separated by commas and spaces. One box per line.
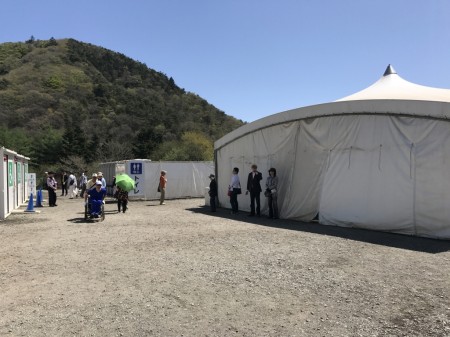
0, 147, 30, 220
99, 161, 126, 195
99, 160, 215, 200
124, 160, 214, 200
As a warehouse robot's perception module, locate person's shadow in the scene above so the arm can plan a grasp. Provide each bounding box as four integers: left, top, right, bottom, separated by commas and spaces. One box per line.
66, 217, 86, 224
186, 206, 450, 254
66, 208, 120, 224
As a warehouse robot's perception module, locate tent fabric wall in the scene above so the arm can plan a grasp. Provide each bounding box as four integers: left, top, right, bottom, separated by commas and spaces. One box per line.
217, 122, 298, 216
216, 114, 450, 240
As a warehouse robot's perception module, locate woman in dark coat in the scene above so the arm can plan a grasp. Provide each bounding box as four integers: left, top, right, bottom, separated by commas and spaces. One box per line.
117, 187, 128, 213
266, 168, 279, 219
209, 174, 217, 212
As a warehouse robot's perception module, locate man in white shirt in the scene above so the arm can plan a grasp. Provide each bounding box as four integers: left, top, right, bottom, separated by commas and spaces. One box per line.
84, 173, 98, 197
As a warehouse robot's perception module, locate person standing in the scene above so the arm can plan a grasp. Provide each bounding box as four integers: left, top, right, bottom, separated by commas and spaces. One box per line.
246, 164, 263, 217
47, 171, 58, 207
68, 172, 77, 199
209, 174, 217, 212
97, 172, 107, 189
61, 172, 68, 196
266, 168, 279, 219
117, 187, 129, 213
159, 170, 167, 205
229, 167, 241, 214
84, 173, 98, 197
79, 172, 88, 198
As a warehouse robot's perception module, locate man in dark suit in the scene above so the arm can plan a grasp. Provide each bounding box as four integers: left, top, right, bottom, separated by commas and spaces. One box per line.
246, 164, 262, 216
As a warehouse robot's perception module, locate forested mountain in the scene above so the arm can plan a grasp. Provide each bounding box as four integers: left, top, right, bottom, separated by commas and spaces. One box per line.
0, 37, 243, 172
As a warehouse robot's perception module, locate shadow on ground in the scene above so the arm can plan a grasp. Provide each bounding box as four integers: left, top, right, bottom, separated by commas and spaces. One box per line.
66, 217, 87, 224
186, 206, 450, 254
67, 210, 117, 224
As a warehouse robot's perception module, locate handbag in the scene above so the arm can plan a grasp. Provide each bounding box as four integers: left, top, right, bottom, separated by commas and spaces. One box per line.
264, 189, 271, 197
157, 184, 161, 192
227, 190, 232, 197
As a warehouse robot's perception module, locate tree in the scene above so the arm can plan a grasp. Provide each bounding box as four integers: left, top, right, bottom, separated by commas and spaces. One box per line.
154, 131, 213, 161
0, 78, 9, 89
97, 140, 134, 162
0, 127, 32, 155
26, 35, 35, 44
30, 128, 63, 165
179, 131, 213, 161
47, 37, 58, 47
132, 124, 165, 159
61, 120, 87, 159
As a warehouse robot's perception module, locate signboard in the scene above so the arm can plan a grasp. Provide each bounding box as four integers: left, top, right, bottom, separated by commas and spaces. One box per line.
128, 162, 144, 197
17, 162, 22, 184
130, 162, 142, 175
26, 173, 36, 197
8, 161, 13, 187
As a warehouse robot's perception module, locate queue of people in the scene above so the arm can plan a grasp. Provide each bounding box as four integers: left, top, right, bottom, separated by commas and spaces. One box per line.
45, 171, 128, 213
223, 164, 279, 219
46, 166, 278, 218
55, 171, 92, 199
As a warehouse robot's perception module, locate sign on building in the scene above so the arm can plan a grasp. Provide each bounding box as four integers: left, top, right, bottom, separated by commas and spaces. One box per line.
26, 173, 36, 198
130, 162, 142, 175
128, 162, 144, 197
8, 161, 14, 187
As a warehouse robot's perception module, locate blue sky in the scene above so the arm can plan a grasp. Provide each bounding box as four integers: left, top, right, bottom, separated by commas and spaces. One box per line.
1, 0, 449, 122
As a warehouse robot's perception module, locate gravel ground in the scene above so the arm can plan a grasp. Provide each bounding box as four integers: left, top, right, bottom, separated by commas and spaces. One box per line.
0, 193, 449, 337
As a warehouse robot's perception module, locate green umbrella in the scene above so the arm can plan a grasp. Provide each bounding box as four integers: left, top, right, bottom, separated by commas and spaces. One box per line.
115, 173, 135, 192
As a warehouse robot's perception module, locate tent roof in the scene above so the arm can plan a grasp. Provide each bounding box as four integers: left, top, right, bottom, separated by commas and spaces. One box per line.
215, 65, 450, 150
337, 65, 450, 103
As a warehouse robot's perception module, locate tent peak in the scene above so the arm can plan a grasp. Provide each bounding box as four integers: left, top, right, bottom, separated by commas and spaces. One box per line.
383, 64, 397, 76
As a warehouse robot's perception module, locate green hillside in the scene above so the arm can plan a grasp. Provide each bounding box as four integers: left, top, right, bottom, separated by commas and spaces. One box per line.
0, 37, 243, 171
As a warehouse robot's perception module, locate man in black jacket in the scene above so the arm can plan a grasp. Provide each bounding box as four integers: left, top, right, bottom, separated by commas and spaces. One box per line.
246, 164, 262, 216
209, 174, 217, 212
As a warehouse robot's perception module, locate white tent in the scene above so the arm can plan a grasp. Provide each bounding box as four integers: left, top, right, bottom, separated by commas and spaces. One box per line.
214, 65, 450, 239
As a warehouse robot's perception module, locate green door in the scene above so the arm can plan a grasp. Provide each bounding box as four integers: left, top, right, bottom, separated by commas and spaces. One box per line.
17, 163, 22, 184
8, 161, 13, 187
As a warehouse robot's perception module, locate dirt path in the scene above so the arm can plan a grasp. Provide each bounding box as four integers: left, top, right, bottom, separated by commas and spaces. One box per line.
0, 194, 449, 336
